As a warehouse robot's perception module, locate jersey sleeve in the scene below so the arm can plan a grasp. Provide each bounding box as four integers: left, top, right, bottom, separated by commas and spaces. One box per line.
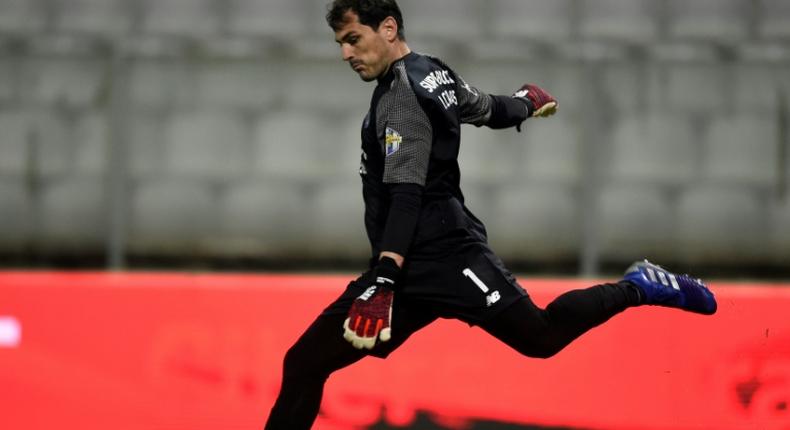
381, 68, 433, 186
456, 75, 493, 127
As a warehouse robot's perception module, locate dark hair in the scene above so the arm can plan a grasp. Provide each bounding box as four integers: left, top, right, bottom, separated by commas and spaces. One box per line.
326, 0, 406, 40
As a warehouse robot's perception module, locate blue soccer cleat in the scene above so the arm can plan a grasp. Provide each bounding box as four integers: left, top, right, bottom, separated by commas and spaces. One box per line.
623, 260, 717, 315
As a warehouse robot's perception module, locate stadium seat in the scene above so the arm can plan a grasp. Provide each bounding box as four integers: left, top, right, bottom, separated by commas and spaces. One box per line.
491, 0, 572, 41
21, 58, 103, 108
487, 184, 580, 261
521, 115, 582, 185
141, 0, 222, 37
668, 0, 750, 41
579, 0, 659, 41
127, 112, 166, 179
128, 60, 197, 109
676, 185, 766, 263
310, 180, 369, 259
0, 57, 15, 103
595, 184, 675, 261
0, 111, 32, 176
227, 0, 307, 38
702, 116, 778, 187
217, 180, 309, 254
281, 61, 371, 111
0, 180, 31, 247
733, 64, 785, 114
55, 0, 133, 36
770, 198, 790, 264
608, 114, 697, 186
600, 64, 662, 114
193, 61, 282, 110
130, 179, 217, 250
0, 0, 46, 34
397, 0, 482, 39
254, 111, 361, 181
39, 176, 106, 247
760, 0, 790, 39
459, 124, 521, 184
73, 112, 108, 176
29, 110, 73, 179
665, 63, 727, 114
164, 111, 250, 181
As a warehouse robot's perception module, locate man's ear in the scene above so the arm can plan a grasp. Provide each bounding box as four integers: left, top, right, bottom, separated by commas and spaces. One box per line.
379, 16, 399, 41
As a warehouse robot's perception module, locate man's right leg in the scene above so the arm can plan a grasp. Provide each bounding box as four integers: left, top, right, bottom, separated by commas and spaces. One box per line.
264, 274, 438, 430
264, 312, 366, 430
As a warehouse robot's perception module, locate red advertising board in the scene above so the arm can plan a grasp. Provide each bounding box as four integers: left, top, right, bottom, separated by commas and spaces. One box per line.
0, 272, 788, 429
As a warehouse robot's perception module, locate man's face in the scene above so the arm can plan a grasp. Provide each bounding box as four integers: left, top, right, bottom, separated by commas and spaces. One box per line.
334, 12, 391, 82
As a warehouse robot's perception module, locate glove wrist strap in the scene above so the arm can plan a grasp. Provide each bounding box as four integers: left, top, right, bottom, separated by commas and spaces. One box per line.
376, 256, 401, 288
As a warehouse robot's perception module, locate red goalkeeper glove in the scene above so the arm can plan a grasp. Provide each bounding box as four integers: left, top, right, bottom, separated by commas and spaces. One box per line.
514, 84, 558, 118
343, 257, 399, 350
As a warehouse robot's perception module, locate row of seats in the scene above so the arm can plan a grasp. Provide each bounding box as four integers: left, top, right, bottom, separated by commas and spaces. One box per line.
1, 108, 784, 187
1, 0, 789, 41
3, 56, 788, 117
1, 178, 787, 264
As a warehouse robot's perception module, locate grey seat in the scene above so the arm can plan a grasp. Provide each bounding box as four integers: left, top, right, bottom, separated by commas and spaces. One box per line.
141, 0, 221, 37
0, 180, 31, 247
164, 111, 250, 181
459, 124, 521, 184
218, 179, 309, 255
702, 116, 778, 187
491, 0, 572, 41
579, 0, 659, 41
39, 176, 105, 248
228, 0, 307, 38
770, 198, 790, 264
128, 60, 197, 109
668, 0, 749, 41
281, 61, 371, 111
73, 111, 109, 176
676, 185, 766, 263
21, 58, 104, 108
760, 0, 790, 38
397, 0, 482, 39
127, 112, 167, 179
0, 111, 33, 176
665, 64, 727, 114
608, 114, 697, 186
310, 180, 368, 259
193, 61, 283, 110
521, 115, 582, 185
28, 110, 73, 180
255, 111, 360, 181
55, 0, 133, 36
596, 184, 675, 262
129, 179, 217, 251
488, 184, 580, 261
0, 0, 46, 34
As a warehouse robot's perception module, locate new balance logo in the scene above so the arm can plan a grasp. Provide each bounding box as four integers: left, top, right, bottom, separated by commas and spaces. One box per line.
486, 291, 501, 307
463, 268, 501, 307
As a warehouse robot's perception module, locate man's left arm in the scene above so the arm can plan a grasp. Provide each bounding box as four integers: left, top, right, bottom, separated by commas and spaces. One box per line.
457, 75, 559, 130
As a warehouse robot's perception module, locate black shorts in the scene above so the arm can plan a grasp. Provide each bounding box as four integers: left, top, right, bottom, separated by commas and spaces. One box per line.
321, 238, 528, 358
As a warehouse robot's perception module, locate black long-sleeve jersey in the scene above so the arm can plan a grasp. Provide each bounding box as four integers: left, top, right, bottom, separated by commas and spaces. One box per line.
360, 51, 528, 259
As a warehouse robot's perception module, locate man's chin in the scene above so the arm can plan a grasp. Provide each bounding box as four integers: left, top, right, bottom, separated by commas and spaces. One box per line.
357, 72, 376, 82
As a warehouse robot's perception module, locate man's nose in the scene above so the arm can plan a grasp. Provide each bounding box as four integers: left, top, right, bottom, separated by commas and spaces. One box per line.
341, 44, 353, 61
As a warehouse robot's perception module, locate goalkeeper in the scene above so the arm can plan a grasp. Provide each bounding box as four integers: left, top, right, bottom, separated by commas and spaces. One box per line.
265, 1, 717, 428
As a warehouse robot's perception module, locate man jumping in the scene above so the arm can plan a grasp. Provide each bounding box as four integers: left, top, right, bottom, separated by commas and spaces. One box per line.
264, 1, 716, 428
